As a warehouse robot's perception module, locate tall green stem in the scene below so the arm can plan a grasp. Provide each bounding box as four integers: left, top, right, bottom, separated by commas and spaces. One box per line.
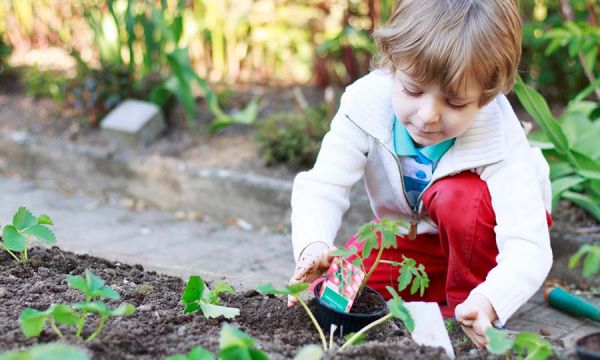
297, 297, 328, 351
86, 317, 108, 342
76, 311, 88, 337
50, 319, 63, 338
0, 243, 20, 261
339, 313, 392, 351
360, 244, 386, 294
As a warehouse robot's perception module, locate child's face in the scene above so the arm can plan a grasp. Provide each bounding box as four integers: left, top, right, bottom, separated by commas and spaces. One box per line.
391, 70, 483, 147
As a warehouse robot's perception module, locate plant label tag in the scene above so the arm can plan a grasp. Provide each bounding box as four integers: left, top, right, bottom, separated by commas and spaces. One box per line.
319, 257, 365, 313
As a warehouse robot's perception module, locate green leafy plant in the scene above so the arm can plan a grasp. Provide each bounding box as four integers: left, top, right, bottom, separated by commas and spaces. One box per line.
255, 104, 330, 169
166, 323, 268, 360
0, 343, 90, 360
19, 270, 135, 342
487, 327, 553, 360
0, 207, 55, 262
21, 67, 67, 104
569, 244, 600, 277
181, 275, 239, 319
515, 76, 600, 222
331, 218, 428, 296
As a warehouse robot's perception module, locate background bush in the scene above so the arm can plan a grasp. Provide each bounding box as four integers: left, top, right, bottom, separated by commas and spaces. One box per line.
255, 105, 330, 169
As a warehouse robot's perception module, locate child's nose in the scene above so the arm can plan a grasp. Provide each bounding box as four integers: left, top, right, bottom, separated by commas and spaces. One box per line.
417, 100, 441, 126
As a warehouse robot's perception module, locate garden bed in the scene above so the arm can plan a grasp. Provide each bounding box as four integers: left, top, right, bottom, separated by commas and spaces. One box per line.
0, 246, 499, 359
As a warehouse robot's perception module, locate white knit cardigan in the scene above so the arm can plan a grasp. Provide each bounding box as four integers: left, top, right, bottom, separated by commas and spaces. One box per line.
291, 70, 553, 324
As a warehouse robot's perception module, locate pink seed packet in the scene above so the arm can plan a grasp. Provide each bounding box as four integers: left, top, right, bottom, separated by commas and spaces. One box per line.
319, 257, 365, 313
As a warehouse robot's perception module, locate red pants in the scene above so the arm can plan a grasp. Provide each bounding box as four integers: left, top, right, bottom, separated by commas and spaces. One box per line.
344, 172, 552, 318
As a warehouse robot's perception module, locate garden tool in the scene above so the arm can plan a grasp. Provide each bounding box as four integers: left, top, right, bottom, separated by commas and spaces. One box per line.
545, 287, 600, 322
405, 302, 455, 359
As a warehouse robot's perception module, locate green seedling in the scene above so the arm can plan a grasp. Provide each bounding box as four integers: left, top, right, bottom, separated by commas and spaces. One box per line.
166, 323, 268, 360
569, 244, 600, 277
181, 275, 239, 319
380, 256, 429, 297
0, 342, 90, 360
257, 283, 327, 351
19, 304, 79, 338
0, 207, 55, 262
219, 323, 269, 360
487, 327, 554, 360
20, 270, 135, 342
165, 346, 215, 360
339, 286, 414, 351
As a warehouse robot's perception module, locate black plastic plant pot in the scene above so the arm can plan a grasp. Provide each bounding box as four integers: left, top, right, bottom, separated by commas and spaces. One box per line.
313, 282, 388, 337
577, 332, 600, 360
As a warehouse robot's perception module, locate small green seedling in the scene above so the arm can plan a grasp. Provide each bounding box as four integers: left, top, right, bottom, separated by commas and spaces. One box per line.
19, 304, 79, 338
569, 244, 600, 278
486, 327, 554, 360
165, 346, 215, 360
166, 323, 268, 360
0, 343, 90, 360
181, 275, 239, 319
339, 286, 414, 351
20, 269, 135, 342
257, 282, 328, 351
0, 207, 55, 262
219, 323, 269, 360
331, 219, 428, 296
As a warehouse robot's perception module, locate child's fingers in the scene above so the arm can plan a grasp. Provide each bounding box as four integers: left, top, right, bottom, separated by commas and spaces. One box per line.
287, 295, 298, 307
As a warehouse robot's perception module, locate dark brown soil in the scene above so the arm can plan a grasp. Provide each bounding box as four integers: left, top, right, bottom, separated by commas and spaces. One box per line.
0, 246, 477, 359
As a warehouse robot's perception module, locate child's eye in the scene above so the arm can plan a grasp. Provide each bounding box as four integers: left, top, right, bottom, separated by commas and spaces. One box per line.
402, 87, 422, 98
446, 101, 467, 111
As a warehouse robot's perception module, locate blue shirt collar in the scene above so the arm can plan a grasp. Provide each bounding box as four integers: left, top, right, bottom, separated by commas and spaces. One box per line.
393, 117, 455, 162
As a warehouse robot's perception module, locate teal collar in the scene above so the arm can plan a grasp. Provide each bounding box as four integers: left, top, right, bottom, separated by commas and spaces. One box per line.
393, 117, 455, 162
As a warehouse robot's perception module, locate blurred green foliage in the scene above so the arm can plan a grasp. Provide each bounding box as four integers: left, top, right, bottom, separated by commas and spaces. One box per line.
255, 104, 330, 169
0, 33, 10, 74
520, 0, 598, 104
22, 67, 67, 103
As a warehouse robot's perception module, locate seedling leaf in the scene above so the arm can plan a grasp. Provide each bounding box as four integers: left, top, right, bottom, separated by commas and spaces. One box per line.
486, 327, 514, 355
199, 303, 240, 319
0, 343, 90, 360
184, 303, 201, 313
256, 283, 308, 296
37, 214, 53, 225
13, 207, 37, 231
397, 268, 412, 292
2, 225, 27, 251
73, 302, 110, 315
110, 303, 136, 316
19, 308, 48, 337
66, 276, 88, 293
187, 347, 215, 360
182, 275, 205, 304
207, 282, 234, 305
386, 286, 414, 332
293, 344, 324, 360
24, 224, 56, 244
219, 324, 268, 360
50, 304, 80, 325
343, 332, 366, 345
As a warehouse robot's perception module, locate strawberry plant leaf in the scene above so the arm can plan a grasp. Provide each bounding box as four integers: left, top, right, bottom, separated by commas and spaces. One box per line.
66, 275, 88, 293
207, 282, 235, 305
24, 224, 56, 244
184, 303, 201, 313
182, 275, 205, 304
381, 229, 396, 249
219, 324, 268, 360
199, 303, 240, 319
583, 247, 600, 277
386, 286, 414, 332
256, 283, 308, 296
110, 303, 136, 317
73, 302, 111, 316
37, 214, 53, 225
19, 308, 48, 337
486, 327, 514, 355
410, 276, 421, 295
2, 225, 27, 252
13, 207, 37, 231
0, 343, 90, 360
50, 304, 80, 325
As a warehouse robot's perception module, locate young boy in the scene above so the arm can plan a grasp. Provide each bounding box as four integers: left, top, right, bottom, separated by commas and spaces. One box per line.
287, 0, 553, 348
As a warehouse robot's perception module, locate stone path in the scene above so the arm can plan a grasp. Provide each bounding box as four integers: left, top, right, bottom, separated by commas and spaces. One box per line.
1, 174, 599, 353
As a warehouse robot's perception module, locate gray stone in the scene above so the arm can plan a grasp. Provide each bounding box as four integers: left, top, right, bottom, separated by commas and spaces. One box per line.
100, 99, 166, 146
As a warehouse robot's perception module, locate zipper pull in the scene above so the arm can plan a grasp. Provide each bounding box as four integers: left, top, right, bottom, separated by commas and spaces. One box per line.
408, 211, 419, 240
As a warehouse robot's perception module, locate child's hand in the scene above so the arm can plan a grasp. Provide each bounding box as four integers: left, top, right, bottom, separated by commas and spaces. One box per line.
454, 292, 498, 349
287, 242, 337, 307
